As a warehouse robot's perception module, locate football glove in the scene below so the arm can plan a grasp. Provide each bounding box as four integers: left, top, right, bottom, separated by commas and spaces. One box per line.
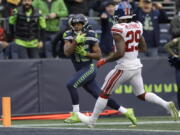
75, 46, 87, 56
96, 58, 106, 68
75, 33, 86, 44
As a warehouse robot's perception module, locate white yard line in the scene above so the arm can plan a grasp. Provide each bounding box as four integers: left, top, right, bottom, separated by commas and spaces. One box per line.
5, 120, 180, 127
0, 120, 179, 133
3, 126, 180, 133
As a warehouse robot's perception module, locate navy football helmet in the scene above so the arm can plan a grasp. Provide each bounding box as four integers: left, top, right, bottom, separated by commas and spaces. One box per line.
68, 14, 88, 28
114, 1, 135, 21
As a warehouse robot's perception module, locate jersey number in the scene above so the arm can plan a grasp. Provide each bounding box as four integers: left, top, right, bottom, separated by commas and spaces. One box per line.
125, 30, 141, 52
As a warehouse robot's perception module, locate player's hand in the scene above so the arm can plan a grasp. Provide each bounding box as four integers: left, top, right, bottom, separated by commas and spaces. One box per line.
75, 33, 86, 44
75, 46, 87, 56
96, 58, 106, 68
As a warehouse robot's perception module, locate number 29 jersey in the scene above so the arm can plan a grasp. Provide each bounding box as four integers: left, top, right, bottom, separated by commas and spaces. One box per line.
111, 21, 143, 70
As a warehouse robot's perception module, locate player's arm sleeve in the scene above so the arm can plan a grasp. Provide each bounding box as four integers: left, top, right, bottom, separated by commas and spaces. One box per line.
63, 31, 76, 57
9, 9, 18, 25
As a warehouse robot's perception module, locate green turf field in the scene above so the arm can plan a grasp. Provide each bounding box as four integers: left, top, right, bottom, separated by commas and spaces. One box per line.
3, 116, 179, 133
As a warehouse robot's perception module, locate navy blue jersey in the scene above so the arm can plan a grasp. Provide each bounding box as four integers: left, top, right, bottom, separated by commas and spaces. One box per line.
63, 29, 99, 71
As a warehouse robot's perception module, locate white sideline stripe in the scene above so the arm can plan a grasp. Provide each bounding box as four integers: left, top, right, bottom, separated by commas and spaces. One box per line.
4, 126, 180, 133
5, 120, 180, 127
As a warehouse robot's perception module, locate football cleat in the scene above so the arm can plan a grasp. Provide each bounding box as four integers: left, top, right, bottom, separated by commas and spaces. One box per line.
167, 101, 179, 121
76, 112, 95, 128
64, 112, 81, 123
124, 108, 137, 126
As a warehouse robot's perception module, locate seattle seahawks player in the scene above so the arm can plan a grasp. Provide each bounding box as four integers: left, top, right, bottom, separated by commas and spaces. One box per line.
63, 14, 137, 125
77, 1, 179, 127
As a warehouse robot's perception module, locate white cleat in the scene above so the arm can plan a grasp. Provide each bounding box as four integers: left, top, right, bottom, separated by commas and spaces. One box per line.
167, 101, 179, 121
76, 112, 95, 128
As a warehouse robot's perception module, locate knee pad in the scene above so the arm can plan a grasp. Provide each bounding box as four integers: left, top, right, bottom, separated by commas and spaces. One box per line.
137, 92, 146, 101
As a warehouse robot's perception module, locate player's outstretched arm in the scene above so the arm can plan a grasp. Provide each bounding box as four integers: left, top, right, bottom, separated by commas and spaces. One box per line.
105, 33, 125, 62
138, 36, 147, 52
64, 40, 76, 57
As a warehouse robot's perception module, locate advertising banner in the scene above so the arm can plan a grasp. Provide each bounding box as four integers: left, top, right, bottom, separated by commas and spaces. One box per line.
0, 58, 177, 116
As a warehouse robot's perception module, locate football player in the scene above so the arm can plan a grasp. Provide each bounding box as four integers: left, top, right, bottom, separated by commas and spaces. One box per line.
77, 1, 179, 127
63, 14, 137, 125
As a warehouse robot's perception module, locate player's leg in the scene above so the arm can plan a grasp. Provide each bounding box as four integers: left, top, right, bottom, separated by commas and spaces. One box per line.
83, 78, 136, 125
96, 69, 137, 125
83, 79, 121, 110
90, 69, 123, 122
78, 68, 137, 126
65, 64, 96, 123
64, 73, 81, 123
130, 68, 179, 120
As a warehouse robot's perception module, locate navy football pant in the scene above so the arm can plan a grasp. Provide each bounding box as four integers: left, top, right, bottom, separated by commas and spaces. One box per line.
66, 64, 120, 110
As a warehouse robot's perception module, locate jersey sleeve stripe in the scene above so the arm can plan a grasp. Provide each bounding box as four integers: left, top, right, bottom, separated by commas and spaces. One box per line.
86, 37, 99, 42
111, 28, 123, 34
63, 36, 74, 40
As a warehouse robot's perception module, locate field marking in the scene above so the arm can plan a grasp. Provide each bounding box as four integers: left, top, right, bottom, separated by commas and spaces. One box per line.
0, 120, 179, 133
5, 120, 180, 127
3, 125, 180, 133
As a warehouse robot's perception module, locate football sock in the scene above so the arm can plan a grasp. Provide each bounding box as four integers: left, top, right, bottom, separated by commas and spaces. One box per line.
73, 104, 79, 112
83, 81, 120, 110
91, 97, 108, 121
145, 92, 169, 110
118, 106, 128, 114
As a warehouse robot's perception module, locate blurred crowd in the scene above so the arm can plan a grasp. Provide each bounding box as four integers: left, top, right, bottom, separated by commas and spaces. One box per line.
0, 0, 179, 59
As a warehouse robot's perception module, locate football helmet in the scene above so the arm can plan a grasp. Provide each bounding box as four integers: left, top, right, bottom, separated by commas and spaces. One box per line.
68, 14, 88, 28
114, 1, 135, 20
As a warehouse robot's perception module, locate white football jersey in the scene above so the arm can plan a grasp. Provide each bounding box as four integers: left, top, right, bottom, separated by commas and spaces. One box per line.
111, 21, 143, 70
